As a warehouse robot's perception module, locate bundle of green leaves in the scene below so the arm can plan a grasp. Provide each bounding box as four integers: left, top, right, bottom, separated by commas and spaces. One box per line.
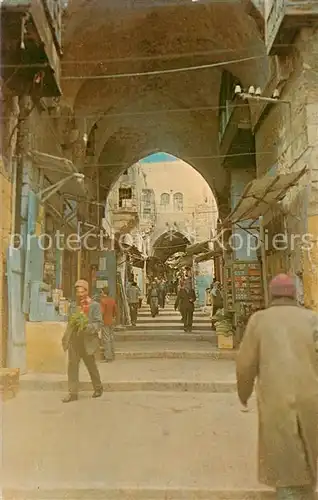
68, 309, 89, 331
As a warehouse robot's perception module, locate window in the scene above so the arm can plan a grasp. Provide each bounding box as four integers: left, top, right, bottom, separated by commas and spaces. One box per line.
160, 193, 170, 209
88, 203, 94, 221
218, 70, 240, 141
119, 187, 132, 208
143, 207, 152, 219
173, 192, 183, 212
86, 124, 97, 157
142, 189, 152, 204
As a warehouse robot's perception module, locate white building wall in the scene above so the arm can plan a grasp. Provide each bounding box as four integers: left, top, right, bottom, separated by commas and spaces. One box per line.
140, 159, 218, 247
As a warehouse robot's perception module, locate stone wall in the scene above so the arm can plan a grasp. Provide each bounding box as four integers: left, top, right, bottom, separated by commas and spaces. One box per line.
0, 95, 82, 366
0, 92, 17, 367
254, 27, 318, 307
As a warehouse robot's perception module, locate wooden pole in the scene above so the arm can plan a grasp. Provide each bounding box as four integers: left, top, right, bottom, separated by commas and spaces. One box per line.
259, 216, 269, 307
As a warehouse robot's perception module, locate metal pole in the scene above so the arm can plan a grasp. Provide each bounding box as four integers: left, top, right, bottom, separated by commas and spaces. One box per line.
40, 174, 76, 203
259, 216, 269, 307
14, 96, 30, 237
77, 220, 82, 280
97, 165, 100, 228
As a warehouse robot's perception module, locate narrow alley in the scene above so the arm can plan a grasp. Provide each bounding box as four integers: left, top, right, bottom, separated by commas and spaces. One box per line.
2, 0, 318, 498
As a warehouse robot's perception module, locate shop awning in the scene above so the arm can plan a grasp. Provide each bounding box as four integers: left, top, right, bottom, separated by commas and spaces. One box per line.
31, 150, 89, 199
185, 240, 212, 256
176, 255, 194, 268
121, 242, 145, 268
195, 250, 222, 263
224, 167, 307, 225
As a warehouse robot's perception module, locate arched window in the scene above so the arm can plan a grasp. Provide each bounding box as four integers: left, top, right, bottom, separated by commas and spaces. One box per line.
173, 192, 183, 212
160, 193, 170, 210
142, 189, 152, 219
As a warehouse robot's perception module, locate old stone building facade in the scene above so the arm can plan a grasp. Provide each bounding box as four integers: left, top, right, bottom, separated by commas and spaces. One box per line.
140, 156, 217, 258
1, 0, 318, 368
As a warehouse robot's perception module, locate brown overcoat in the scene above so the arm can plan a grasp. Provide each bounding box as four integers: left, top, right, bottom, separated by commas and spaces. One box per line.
236, 297, 318, 488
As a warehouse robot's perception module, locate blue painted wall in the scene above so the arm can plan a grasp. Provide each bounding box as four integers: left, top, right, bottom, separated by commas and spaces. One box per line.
195, 275, 212, 307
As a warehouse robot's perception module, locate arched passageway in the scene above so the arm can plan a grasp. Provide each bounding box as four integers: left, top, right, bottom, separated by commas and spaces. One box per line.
104, 151, 219, 259
152, 231, 191, 262
61, 0, 269, 215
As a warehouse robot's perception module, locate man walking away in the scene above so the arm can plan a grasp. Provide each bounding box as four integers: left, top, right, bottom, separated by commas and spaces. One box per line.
127, 281, 140, 326
62, 279, 103, 403
236, 274, 318, 500
100, 286, 116, 362
147, 281, 159, 317
158, 279, 167, 309
175, 283, 196, 332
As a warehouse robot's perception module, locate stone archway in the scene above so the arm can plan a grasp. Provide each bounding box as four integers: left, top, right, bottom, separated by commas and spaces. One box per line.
152, 230, 191, 262
61, 0, 271, 207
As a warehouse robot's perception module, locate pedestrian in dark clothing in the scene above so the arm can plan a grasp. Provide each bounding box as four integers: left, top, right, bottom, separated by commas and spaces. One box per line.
127, 281, 141, 326
62, 279, 103, 403
175, 284, 196, 332
158, 279, 167, 309
147, 281, 159, 317
100, 287, 116, 361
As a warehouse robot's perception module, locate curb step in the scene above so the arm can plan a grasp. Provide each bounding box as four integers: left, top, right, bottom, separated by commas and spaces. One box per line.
2, 488, 279, 500
115, 333, 217, 342
19, 379, 236, 393
128, 327, 212, 332
130, 323, 212, 326
115, 350, 225, 359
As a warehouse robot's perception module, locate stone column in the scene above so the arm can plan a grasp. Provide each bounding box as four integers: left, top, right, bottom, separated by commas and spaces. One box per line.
302, 68, 318, 311
303, 146, 318, 311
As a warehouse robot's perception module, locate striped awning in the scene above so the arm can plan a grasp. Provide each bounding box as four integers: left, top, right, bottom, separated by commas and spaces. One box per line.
185, 240, 212, 256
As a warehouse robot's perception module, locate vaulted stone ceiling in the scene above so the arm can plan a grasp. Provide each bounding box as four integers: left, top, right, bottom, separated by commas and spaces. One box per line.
152, 230, 190, 262
62, 0, 270, 207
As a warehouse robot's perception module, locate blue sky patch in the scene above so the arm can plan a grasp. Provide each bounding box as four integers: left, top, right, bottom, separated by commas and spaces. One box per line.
140, 152, 177, 163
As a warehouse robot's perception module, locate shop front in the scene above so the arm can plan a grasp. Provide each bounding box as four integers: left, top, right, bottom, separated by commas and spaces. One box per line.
26, 150, 88, 321
221, 167, 307, 347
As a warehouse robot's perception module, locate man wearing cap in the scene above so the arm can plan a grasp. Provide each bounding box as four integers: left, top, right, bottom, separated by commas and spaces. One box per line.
236, 274, 318, 500
62, 279, 103, 403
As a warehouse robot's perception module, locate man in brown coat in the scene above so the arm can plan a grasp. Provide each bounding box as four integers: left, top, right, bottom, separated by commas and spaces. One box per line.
236, 274, 318, 500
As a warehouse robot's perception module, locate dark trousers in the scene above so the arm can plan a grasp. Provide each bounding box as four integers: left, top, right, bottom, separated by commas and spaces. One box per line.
159, 295, 165, 308
129, 303, 138, 324
183, 308, 194, 330
68, 336, 102, 395
101, 325, 115, 361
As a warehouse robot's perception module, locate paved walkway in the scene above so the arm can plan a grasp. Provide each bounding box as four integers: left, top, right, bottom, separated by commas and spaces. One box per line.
5, 301, 255, 499
3, 391, 260, 494
23, 358, 236, 383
